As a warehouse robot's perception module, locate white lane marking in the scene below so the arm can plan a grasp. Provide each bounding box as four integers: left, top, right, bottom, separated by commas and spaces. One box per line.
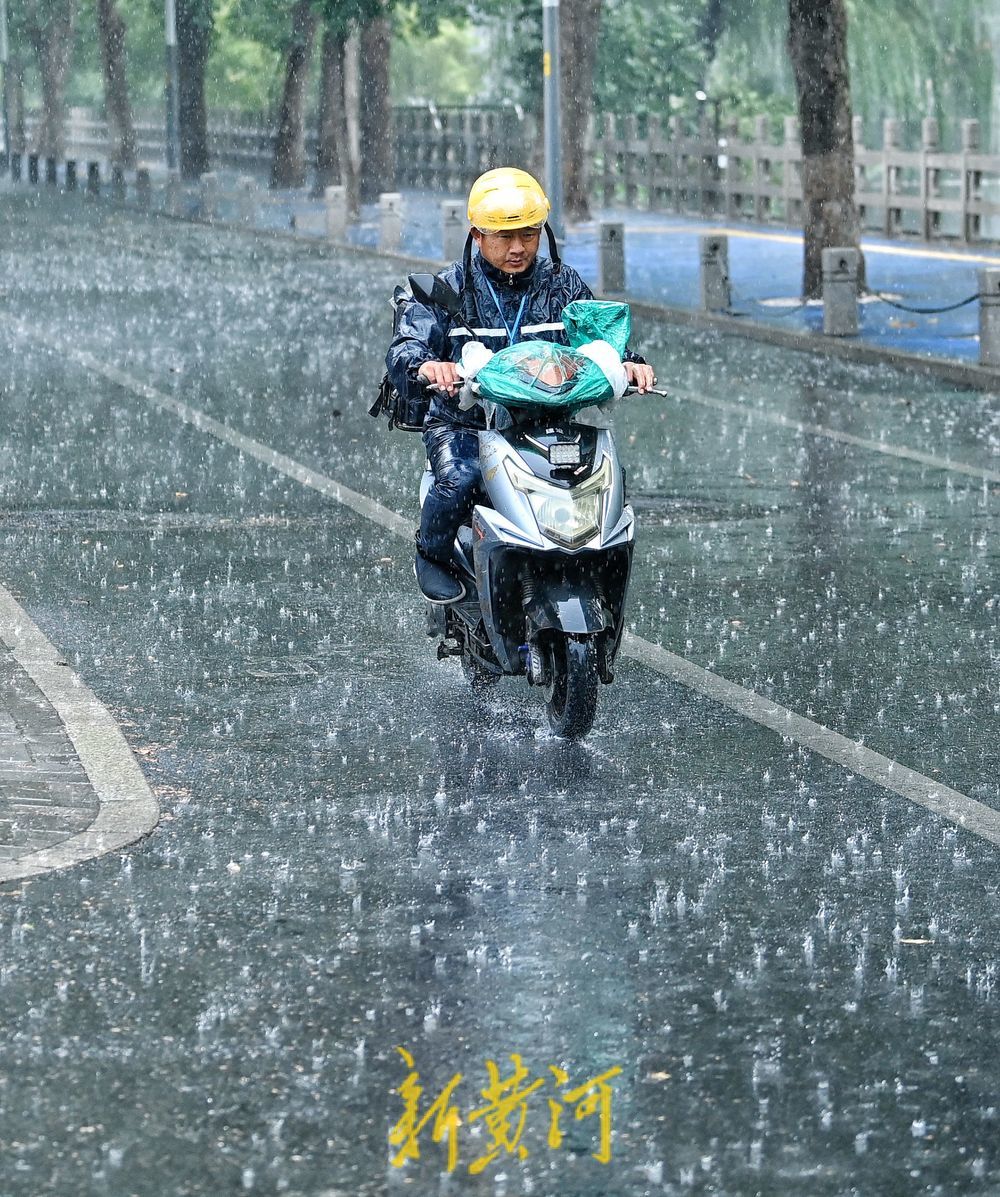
625, 635, 1000, 847
69, 349, 414, 541
0, 586, 160, 882
15, 317, 996, 488
669, 387, 1000, 486
15, 326, 997, 850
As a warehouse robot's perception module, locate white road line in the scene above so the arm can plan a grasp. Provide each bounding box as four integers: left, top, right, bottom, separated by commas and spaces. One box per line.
670, 387, 1000, 486
625, 636, 1000, 847
0, 586, 160, 882
14, 325, 997, 850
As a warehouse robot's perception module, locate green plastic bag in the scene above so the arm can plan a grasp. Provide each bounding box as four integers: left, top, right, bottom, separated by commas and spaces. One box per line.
562, 300, 631, 355
475, 301, 631, 414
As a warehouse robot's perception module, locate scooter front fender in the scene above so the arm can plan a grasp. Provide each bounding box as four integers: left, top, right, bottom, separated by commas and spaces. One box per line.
523, 577, 611, 636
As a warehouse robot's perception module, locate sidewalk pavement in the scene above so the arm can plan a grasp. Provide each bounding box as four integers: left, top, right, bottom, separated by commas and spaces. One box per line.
346, 189, 1000, 368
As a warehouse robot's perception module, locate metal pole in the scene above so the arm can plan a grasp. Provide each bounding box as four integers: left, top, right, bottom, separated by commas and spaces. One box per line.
165, 0, 180, 172
0, 0, 10, 165
542, 0, 564, 241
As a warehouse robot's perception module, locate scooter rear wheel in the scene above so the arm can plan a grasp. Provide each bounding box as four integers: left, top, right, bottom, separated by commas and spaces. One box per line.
546, 634, 599, 739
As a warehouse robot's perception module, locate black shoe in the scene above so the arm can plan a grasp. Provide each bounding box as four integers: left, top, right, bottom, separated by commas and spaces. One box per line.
414, 550, 466, 604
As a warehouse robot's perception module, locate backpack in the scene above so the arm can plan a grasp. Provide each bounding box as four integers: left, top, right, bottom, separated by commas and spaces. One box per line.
368, 285, 429, 432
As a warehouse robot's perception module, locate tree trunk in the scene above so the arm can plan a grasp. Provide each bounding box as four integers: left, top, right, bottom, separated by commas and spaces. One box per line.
315, 24, 360, 214
26, 1, 77, 159
316, 25, 342, 192
359, 12, 393, 202
96, 0, 137, 168
697, 0, 726, 68
787, 0, 864, 297
176, 0, 213, 179
560, 0, 602, 222
4, 55, 27, 153
270, 0, 319, 190
344, 32, 362, 217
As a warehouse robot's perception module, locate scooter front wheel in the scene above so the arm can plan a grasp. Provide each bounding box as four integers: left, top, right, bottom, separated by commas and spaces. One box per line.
546, 634, 600, 739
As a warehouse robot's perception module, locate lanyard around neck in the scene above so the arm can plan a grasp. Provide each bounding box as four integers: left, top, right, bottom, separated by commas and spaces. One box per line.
482, 275, 530, 347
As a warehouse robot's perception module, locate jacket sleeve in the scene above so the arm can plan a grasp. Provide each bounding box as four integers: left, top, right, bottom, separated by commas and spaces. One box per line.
385, 262, 468, 396
385, 299, 450, 398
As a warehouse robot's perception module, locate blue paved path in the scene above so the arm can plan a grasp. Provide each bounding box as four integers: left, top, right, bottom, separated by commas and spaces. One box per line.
347, 188, 1000, 366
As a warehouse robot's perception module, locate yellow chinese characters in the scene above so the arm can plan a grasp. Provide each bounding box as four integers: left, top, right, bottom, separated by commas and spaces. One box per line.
467, 1054, 546, 1174
388, 1047, 463, 1173
547, 1064, 622, 1164
389, 1048, 623, 1174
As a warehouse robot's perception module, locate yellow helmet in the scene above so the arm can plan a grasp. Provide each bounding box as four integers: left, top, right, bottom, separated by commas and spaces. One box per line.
467, 167, 550, 232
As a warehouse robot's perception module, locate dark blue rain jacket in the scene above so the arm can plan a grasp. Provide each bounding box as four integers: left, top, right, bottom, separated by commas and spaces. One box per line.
385, 252, 645, 430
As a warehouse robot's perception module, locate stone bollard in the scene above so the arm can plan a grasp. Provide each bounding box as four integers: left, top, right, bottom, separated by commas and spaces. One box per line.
822, 248, 860, 336
28, 154, 39, 185
65, 160, 77, 191
10, 152, 22, 183
87, 162, 101, 197
45, 157, 58, 186
136, 168, 152, 211
378, 192, 403, 252
199, 171, 218, 221
324, 185, 346, 240
598, 221, 626, 293
441, 200, 466, 261
111, 163, 127, 205
978, 270, 1000, 367
237, 176, 258, 225
699, 234, 731, 312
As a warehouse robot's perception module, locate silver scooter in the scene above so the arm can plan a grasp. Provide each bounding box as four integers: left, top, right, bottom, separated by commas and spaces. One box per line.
410, 274, 637, 739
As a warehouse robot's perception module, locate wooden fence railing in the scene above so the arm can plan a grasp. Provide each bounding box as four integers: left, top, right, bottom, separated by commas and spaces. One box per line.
25, 106, 279, 172
391, 105, 534, 192
21, 106, 1000, 243
595, 112, 1000, 243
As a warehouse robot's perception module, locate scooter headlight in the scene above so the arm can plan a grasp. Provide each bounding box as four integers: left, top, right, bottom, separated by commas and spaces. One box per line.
504, 456, 612, 547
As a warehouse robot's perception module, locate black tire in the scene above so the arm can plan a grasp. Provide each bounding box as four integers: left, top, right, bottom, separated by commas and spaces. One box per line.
546, 635, 600, 739
462, 655, 501, 696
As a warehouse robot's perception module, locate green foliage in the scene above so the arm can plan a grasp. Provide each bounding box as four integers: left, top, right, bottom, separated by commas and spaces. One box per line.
707, 0, 996, 148
391, 7, 488, 105
594, 0, 709, 119
847, 0, 992, 148
228, 0, 317, 53
10, 0, 996, 148
207, 0, 284, 111
467, 0, 541, 110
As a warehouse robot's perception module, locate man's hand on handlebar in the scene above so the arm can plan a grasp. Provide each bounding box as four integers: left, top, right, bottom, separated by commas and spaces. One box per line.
417, 361, 461, 396
625, 362, 657, 394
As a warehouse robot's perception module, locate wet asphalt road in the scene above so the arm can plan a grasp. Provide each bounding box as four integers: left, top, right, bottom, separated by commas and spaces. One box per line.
1, 190, 999, 1195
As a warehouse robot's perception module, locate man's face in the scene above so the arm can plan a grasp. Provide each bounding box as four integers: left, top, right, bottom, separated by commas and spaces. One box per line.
472, 226, 542, 274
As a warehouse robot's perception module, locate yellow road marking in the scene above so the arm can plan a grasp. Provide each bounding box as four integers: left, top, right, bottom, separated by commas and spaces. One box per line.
622, 223, 1000, 266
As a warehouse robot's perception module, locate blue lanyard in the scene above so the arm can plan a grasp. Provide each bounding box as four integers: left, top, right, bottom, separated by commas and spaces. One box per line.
482, 276, 529, 346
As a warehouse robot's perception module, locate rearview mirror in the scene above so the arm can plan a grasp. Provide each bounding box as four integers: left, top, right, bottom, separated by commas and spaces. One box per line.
409, 273, 463, 318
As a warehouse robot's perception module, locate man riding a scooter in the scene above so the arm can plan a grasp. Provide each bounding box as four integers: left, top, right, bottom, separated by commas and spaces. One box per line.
385, 167, 655, 604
